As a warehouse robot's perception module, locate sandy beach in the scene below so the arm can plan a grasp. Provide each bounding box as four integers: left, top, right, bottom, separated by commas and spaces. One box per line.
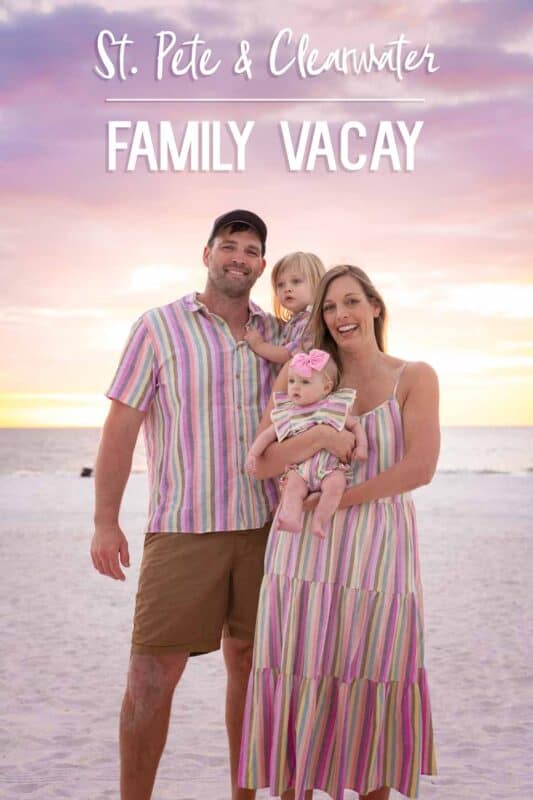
1, 471, 532, 800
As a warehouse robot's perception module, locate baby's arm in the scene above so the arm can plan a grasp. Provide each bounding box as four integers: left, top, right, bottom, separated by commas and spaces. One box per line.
244, 328, 291, 365
246, 424, 278, 475
345, 415, 368, 461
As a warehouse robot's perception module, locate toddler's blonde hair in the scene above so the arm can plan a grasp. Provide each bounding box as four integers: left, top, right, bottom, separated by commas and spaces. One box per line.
271, 252, 325, 321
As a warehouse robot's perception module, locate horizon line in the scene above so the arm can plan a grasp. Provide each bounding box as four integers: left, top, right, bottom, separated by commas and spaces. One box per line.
105, 97, 426, 104
1, 423, 531, 430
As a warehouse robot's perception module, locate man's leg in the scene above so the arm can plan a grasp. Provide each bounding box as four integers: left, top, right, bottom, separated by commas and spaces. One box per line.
120, 652, 188, 800
222, 637, 256, 800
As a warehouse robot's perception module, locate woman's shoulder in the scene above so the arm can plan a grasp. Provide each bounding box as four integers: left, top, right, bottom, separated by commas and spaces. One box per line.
393, 359, 439, 404
401, 360, 438, 383
384, 354, 436, 376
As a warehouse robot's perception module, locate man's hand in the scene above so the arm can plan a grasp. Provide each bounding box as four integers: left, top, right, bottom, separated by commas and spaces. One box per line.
91, 399, 144, 581
91, 523, 130, 581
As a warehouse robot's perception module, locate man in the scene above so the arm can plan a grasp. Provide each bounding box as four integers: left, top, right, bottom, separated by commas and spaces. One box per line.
90, 210, 283, 800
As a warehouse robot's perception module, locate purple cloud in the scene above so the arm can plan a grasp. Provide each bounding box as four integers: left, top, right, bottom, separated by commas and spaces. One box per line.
1, 2, 532, 307
433, 0, 533, 44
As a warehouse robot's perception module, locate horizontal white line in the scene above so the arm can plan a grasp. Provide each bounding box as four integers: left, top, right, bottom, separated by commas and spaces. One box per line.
105, 97, 425, 103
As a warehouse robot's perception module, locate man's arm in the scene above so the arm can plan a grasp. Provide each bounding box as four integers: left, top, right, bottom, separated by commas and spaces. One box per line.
91, 399, 145, 581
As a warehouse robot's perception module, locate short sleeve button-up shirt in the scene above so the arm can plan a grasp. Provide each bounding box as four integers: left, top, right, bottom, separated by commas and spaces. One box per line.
107, 293, 283, 533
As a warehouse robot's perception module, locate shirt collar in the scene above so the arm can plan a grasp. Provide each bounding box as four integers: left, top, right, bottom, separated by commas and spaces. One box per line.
184, 292, 266, 322
289, 305, 312, 321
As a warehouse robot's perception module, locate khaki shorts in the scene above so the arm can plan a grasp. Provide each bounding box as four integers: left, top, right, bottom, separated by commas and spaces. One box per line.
131, 524, 270, 656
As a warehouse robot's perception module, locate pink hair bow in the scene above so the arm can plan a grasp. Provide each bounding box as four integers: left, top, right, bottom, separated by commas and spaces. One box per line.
290, 349, 330, 377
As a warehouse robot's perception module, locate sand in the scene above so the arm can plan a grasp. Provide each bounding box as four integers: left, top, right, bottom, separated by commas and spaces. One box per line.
1, 471, 532, 799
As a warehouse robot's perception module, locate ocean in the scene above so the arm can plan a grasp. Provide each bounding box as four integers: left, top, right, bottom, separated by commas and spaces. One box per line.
0, 426, 532, 477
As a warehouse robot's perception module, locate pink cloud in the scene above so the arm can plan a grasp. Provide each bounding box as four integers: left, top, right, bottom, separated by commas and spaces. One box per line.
417, 45, 533, 93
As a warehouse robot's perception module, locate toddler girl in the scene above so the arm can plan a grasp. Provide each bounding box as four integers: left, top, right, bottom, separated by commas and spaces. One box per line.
246, 349, 368, 538
245, 252, 325, 363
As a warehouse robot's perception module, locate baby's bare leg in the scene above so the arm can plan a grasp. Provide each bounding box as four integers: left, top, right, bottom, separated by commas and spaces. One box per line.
278, 471, 309, 532
310, 470, 346, 539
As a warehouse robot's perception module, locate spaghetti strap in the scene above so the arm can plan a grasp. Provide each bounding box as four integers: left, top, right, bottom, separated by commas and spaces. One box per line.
392, 362, 409, 397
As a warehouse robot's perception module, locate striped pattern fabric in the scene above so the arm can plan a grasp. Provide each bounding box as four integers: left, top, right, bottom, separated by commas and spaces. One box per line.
280, 307, 312, 354
106, 293, 282, 533
271, 388, 357, 442
286, 450, 351, 495
238, 391, 437, 798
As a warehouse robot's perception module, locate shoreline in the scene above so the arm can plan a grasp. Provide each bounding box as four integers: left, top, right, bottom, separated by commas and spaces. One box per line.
1, 472, 532, 799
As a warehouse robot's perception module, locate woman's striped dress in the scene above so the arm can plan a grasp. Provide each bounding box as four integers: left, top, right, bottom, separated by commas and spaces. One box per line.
238, 386, 437, 799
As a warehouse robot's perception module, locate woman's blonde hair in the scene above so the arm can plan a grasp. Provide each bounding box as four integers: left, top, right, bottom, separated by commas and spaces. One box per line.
322, 354, 340, 391
271, 252, 326, 321
307, 265, 388, 370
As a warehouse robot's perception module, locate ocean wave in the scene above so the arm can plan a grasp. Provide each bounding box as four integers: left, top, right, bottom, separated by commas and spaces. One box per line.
436, 468, 533, 476
1, 466, 148, 478
438, 468, 506, 475
2, 467, 532, 478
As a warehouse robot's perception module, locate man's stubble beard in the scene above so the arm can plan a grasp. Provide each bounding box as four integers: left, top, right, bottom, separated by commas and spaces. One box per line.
208, 274, 254, 300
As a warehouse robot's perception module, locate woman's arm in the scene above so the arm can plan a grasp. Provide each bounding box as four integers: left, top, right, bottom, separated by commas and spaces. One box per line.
345, 415, 368, 461
253, 364, 356, 480
338, 362, 440, 507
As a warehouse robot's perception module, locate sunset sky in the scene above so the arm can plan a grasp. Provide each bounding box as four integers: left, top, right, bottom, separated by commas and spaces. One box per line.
1, 0, 532, 427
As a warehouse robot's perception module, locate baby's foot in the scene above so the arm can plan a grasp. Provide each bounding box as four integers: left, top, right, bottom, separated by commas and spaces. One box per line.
278, 505, 302, 533
310, 519, 328, 539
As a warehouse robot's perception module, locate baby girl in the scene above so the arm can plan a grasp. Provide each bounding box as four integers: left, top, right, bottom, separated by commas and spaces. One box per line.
246, 349, 367, 538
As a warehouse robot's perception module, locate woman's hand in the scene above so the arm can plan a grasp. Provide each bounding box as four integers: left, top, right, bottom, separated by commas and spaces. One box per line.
319, 425, 356, 463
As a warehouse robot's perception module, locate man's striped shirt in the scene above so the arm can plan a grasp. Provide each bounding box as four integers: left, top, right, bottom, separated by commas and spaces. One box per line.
107, 293, 282, 533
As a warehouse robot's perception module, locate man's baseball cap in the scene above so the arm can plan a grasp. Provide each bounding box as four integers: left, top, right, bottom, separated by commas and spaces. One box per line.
208, 209, 267, 254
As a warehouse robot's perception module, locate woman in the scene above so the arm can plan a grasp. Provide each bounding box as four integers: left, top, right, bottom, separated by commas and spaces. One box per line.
238, 265, 439, 800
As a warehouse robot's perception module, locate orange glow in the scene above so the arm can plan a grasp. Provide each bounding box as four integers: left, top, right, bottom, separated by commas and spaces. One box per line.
0, 394, 108, 429
1, 379, 532, 429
